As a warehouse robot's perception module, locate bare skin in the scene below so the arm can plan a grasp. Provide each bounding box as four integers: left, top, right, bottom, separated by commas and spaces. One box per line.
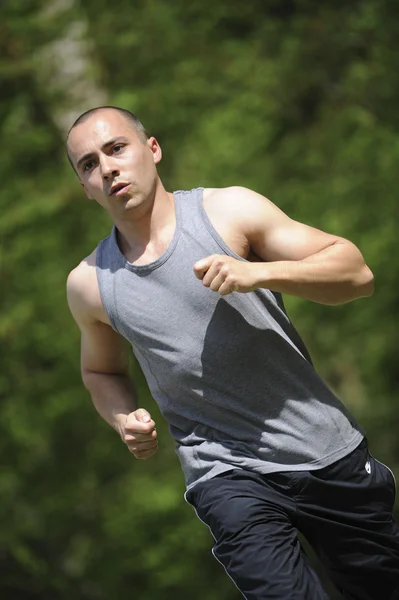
66, 108, 374, 460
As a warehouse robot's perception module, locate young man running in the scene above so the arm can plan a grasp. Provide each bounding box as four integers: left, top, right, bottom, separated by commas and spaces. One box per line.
66, 106, 399, 599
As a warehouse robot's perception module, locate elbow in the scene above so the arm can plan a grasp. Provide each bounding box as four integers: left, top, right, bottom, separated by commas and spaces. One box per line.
81, 369, 96, 391
332, 264, 374, 306
361, 264, 374, 296
81, 368, 128, 389
336, 242, 374, 301
355, 264, 374, 298
81, 368, 106, 390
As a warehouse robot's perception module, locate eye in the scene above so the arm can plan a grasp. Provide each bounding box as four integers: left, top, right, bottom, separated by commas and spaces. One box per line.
83, 160, 95, 172
113, 143, 125, 153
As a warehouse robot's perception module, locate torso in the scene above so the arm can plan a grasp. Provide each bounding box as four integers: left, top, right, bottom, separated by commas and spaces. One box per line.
82, 187, 257, 327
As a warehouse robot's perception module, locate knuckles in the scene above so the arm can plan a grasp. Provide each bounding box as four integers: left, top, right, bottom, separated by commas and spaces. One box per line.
199, 255, 248, 295
122, 415, 158, 460
125, 422, 155, 435
124, 429, 157, 442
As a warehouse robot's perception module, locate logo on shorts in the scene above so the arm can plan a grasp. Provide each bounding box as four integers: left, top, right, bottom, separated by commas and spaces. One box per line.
365, 460, 371, 474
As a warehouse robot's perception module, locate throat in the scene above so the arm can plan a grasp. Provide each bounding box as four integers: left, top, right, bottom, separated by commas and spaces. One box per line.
115, 189, 177, 266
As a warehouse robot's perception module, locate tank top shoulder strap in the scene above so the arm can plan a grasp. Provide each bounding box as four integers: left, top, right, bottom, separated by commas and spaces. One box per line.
173, 187, 210, 240
95, 229, 125, 332
96, 227, 126, 272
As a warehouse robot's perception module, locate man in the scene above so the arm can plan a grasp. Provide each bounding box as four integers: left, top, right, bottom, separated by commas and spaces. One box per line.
66, 106, 399, 599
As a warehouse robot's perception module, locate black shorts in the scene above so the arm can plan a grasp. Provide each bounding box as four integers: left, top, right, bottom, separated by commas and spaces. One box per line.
185, 439, 399, 599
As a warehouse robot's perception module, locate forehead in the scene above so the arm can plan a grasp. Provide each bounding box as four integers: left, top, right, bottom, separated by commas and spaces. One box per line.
67, 110, 137, 159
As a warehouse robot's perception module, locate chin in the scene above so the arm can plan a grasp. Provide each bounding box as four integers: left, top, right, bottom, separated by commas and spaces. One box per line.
123, 196, 144, 210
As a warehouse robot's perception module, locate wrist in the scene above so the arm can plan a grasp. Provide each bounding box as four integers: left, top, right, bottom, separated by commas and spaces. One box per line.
252, 262, 271, 289
112, 411, 129, 439
252, 261, 293, 290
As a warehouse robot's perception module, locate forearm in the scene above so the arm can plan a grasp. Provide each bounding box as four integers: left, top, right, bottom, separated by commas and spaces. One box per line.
254, 241, 374, 305
82, 371, 138, 436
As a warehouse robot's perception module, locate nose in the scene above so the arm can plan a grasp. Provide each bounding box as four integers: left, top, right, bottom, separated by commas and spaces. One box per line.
100, 156, 120, 180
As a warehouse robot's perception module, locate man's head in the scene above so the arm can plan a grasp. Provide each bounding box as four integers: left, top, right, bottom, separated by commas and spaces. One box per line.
67, 106, 149, 151
66, 106, 162, 217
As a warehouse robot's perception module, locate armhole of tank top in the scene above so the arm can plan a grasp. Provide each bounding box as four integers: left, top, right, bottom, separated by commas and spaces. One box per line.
95, 238, 121, 335
195, 188, 248, 263
195, 188, 292, 319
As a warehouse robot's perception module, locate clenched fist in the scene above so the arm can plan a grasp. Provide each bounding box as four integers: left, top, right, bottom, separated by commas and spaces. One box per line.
122, 408, 158, 460
194, 255, 258, 296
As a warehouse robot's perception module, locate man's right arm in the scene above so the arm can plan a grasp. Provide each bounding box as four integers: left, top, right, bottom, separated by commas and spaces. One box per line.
66, 254, 158, 460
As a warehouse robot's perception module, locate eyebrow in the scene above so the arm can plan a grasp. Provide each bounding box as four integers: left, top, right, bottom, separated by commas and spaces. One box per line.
76, 137, 130, 171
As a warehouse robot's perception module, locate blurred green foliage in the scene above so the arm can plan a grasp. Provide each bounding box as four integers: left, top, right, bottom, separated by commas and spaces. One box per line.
1, 1, 398, 598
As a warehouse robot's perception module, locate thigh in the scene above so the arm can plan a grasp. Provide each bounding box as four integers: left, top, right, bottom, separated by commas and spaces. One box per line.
186, 470, 330, 600
297, 440, 399, 600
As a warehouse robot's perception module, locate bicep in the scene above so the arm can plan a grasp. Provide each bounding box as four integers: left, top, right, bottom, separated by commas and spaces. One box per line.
235, 188, 343, 262
253, 217, 342, 263
80, 320, 130, 376
67, 264, 130, 377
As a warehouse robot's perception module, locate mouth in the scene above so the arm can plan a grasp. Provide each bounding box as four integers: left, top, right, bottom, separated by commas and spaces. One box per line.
110, 182, 130, 196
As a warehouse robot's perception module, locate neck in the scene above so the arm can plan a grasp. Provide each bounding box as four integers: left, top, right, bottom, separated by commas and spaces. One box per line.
112, 179, 175, 261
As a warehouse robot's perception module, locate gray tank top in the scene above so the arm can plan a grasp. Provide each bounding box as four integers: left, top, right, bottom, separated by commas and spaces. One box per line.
96, 187, 364, 489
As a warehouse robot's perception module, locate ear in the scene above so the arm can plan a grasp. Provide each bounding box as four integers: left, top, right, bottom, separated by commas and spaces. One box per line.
148, 137, 162, 165
80, 182, 93, 200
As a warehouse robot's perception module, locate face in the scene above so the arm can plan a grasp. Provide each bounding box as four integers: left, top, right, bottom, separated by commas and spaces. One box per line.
67, 109, 162, 217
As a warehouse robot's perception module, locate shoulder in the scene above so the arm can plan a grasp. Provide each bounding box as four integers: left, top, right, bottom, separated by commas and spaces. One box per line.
203, 186, 274, 212
67, 248, 108, 325
203, 186, 284, 230
67, 248, 97, 293
203, 186, 248, 205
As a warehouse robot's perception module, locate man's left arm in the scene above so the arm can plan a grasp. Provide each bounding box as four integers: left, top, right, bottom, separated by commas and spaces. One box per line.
194, 187, 374, 305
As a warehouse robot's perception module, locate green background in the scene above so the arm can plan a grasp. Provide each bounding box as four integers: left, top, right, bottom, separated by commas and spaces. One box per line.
1, 1, 398, 598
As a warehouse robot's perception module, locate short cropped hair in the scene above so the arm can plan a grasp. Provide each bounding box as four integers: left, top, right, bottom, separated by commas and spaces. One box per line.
66, 106, 149, 172
67, 106, 148, 141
